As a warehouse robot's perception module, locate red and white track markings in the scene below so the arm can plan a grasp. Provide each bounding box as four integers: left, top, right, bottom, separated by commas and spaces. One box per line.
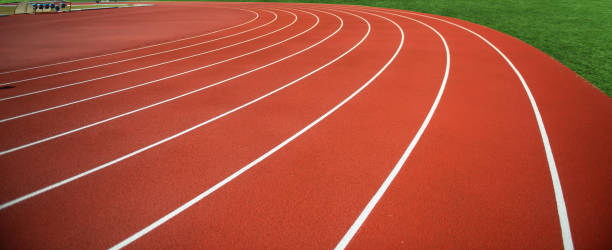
0, 2, 610, 249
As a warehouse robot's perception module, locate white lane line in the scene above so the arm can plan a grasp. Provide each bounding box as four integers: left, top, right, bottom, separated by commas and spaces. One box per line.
0, 9, 304, 123
0, 8, 258, 76
0, 9, 322, 156
334, 9, 449, 250
0, 8, 338, 209
0, 9, 278, 97
0, 10, 274, 87
110, 8, 398, 249
376, 8, 574, 250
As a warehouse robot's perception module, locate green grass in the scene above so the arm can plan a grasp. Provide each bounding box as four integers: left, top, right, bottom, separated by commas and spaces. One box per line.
154, 0, 611, 97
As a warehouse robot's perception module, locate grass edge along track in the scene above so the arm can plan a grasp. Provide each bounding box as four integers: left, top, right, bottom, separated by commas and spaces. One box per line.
120, 0, 612, 97
3, 0, 610, 97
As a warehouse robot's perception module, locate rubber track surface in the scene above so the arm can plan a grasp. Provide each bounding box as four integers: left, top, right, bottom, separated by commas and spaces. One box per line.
0, 2, 610, 249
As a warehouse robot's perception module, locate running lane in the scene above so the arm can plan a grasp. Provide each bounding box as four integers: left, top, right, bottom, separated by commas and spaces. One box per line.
0, 2, 610, 250
341, 6, 611, 250
0, 8, 326, 205
442, 11, 612, 248
0, 8, 308, 151
0, 2, 254, 72
0, 7, 260, 83
0, 9, 283, 107
0, 6, 359, 249
113, 8, 445, 249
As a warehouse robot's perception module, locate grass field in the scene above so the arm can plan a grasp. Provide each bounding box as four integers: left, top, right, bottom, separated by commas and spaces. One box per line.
3, 0, 610, 97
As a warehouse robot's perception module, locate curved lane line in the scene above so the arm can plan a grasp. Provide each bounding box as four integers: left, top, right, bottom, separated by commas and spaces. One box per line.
0, 9, 322, 156
333, 8, 449, 250
0, 8, 259, 75
0, 10, 275, 87
0, 9, 303, 123
372, 7, 573, 250
0, 8, 338, 209
109, 7, 399, 249
0, 9, 279, 97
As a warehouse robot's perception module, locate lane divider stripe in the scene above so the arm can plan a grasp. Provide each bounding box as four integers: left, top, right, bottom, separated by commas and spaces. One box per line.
0, 10, 279, 97
379, 8, 573, 250
0, 9, 301, 123
334, 8, 449, 250
0, 8, 259, 76
0, 8, 336, 209
110, 8, 395, 249
0, 9, 314, 156
0, 10, 275, 87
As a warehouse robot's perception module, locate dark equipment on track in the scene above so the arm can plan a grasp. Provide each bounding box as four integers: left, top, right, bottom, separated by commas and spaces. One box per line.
28, 0, 71, 14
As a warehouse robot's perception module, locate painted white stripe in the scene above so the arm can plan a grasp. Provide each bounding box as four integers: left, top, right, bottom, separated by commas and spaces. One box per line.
110, 8, 402, 249
0, 8, 258, 75
375, 8, 574, 250
0, 9, 279, 98
0, 9, 324, 156
334, 9, 449, 250
0, 10, 274, 87
0, 9, 305, 123
0, 8, 340, 210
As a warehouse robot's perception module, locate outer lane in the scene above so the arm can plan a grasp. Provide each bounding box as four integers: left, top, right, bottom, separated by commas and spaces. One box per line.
338, 5, 610, 249
437, 11, 612, 248
340, 7, 564, 249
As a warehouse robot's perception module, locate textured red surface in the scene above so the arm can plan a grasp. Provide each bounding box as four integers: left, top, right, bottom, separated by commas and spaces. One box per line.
0, 3, 253, 70
0, 2, 610, 249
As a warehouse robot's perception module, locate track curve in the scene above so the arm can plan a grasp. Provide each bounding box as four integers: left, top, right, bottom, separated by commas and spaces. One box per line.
0, 2, 610, 249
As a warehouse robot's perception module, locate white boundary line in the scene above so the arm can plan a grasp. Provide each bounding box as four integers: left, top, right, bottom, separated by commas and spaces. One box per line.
0, 9, 321, 156
0, 7, 258, 75
0, 9, 277, 97
334, 8, 449, 250
0, 9, 305, 123
375, 7, 574, 250
0, 9, 273, 87
110, 7, 403, 249
0, 7, 339, 209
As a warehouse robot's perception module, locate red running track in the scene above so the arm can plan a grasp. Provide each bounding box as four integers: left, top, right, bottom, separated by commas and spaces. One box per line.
0, 2, 610, 249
